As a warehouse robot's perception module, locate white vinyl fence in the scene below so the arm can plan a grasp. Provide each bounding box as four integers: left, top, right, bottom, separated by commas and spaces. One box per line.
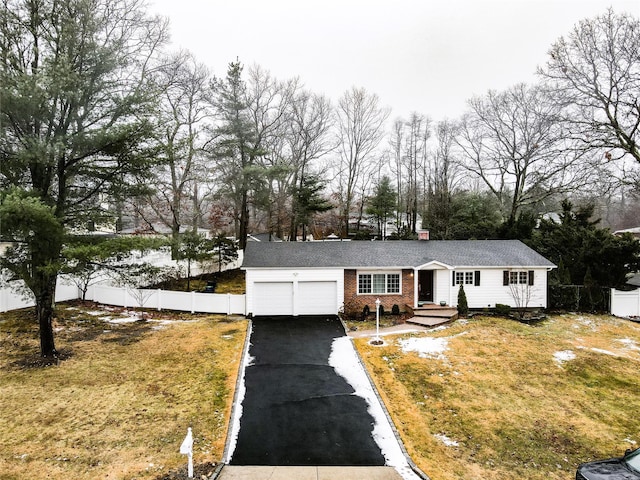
0, 279, 79, 313
610, 288, 640, 317
0, 280, 245, 315
85, 284, 245, 315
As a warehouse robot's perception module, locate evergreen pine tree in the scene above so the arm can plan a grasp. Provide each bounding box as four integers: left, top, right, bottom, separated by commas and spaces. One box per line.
457, 285, 469, 317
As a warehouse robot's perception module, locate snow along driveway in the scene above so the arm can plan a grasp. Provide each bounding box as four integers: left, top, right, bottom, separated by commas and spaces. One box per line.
226, 316, 420, 480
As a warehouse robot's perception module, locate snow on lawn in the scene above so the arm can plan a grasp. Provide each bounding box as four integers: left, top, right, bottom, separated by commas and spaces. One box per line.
554, 350, 576, 365
617, 338, 640, 351
329, 336, 420, 480
399, 336, 450, 360
434, 433, 459, 447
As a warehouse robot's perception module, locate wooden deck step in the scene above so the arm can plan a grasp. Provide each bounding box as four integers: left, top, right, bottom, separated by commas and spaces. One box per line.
413, 308, 458, 318
406, 316, 455, 327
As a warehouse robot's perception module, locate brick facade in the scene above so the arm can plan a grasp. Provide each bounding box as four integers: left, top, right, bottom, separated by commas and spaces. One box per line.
343, 269, 415, 315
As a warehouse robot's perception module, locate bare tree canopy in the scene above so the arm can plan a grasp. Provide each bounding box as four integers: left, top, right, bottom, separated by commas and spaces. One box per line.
457, 83, 592, 224
539, 9, 640, 163
336, 87, 390, 236
137, 50, 212, 253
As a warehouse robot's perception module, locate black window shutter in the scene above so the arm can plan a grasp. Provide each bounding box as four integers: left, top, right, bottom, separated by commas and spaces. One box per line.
452, 271, 456, 286
503, 271, 509, 286
528, 270, 535, 286
474, 270, 481, 286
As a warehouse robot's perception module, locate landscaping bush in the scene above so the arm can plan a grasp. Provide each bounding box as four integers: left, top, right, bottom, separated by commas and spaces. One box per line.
391, 304, 400, 315
495, 303, 511, 316
361, 305, 370, 321
378, 304, 385, 316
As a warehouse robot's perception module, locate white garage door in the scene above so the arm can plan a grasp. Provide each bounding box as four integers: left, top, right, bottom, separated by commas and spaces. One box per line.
253, 282, 293, 316
298, 281, 338, 315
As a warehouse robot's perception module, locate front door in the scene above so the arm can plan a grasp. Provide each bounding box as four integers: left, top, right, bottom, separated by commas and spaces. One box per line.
418, 270, 433, 303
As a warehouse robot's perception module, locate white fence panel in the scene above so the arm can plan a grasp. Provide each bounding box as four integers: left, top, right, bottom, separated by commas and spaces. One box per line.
2, 278, 246, 316
89, 284, 126, 307
611, 289, 640, 317
55, 279, 81, 302
0, 280, 79, 312
162, 290, 195, 312
228, 294, 246, 315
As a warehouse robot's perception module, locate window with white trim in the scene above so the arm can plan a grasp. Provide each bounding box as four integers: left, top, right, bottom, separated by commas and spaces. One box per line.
509, 271, 528, 284
455, 271, 474, 285
503, 270, 534, 286
358, 272, 401, 294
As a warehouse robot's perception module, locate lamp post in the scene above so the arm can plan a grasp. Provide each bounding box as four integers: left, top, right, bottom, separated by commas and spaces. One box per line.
375, 297, 381, 344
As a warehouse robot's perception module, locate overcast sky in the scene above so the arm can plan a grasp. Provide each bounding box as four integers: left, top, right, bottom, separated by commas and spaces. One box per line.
149, 0, 639, 122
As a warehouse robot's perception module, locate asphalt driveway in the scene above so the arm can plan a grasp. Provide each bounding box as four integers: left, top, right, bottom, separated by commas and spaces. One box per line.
229, 316, 386, 466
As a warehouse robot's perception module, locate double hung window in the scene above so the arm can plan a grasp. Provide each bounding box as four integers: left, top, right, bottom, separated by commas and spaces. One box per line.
358, 272, 400, 294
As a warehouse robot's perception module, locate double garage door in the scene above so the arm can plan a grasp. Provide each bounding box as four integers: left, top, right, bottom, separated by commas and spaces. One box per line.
253, 281, 338, 316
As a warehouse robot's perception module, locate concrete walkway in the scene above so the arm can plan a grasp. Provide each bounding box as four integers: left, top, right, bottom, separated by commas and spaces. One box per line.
347, 323, 432, 338
217, 465, 404, 479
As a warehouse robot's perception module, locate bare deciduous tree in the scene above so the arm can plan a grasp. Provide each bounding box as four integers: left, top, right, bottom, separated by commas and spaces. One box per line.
539, 9, 640, 164
456, 83, 592, 224
336, 87, 390, 236
138, 51, 212, 254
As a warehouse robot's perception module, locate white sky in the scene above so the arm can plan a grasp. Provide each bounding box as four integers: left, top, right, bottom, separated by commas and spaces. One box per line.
149, 0, 640, 122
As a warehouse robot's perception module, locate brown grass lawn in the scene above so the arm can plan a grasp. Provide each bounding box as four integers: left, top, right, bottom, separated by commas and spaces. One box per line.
354, 314, 640, 480
0, 302, 248, 480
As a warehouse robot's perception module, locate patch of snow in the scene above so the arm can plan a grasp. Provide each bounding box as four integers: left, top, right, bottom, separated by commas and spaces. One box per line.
591, 348, 619, 357
554, 350, 576, 365
434, 433, 459, 447
329, 336, 420, 480
225, 324, 252, 463
617, 338, 640, 351
105, 316, 138, 324
574, 316, 597, 330
399, 336, 449, 360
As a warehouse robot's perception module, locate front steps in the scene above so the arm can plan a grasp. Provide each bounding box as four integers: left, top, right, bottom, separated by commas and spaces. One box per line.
406, 304, 458, 327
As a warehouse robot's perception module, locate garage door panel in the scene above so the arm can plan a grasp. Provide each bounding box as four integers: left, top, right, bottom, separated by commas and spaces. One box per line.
254, 282, 293, 316
298, 281, 337, 315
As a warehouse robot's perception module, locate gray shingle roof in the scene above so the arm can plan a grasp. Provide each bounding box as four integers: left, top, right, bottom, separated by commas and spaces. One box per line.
242, 240, 555, 269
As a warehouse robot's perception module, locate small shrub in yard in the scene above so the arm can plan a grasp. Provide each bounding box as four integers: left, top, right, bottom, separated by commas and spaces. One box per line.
457, 285, 468, 317
378, 304, 385, 316
495, 303, 511, 316
392, 304, 400, 315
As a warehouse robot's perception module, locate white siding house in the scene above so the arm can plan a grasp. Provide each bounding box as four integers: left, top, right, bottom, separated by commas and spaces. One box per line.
243, 240, 556, 317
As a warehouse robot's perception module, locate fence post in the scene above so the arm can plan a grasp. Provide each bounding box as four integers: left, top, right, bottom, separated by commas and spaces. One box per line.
610, 288, 615, 316
191, 291, 195, 314
637, 289, 640, 317
157, 289, 162, 311
227, 293, 231, 315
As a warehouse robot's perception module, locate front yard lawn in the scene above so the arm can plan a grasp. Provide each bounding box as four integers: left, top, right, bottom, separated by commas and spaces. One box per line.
354, 314, 640, 480
0, 302, 248, 480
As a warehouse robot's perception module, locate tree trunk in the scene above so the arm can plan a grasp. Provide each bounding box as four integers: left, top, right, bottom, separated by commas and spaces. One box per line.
36, 278, 58, 358
239, 189, 249, 250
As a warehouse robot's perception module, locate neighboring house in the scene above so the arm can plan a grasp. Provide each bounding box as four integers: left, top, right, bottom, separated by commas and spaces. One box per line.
247, 233, 282, 242
242, 240, 556, 317
627, 273, 640, 288
614, 226, 640, 240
